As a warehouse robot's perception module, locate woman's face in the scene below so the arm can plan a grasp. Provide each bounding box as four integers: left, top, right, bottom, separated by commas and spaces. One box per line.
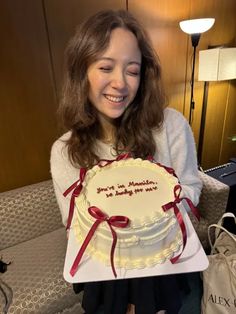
87, 27, 141, 127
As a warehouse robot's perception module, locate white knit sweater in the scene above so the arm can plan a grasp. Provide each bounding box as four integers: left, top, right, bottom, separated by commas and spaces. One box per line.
50, 108, 202, 226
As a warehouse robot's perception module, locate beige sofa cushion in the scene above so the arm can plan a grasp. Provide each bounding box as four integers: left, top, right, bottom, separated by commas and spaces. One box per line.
0, 180, 62, 250
0, 228, 83, 314
190, 171, 229, 249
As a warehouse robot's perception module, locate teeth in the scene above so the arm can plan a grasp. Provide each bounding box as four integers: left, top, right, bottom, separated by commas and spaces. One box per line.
105, 95, 125, 103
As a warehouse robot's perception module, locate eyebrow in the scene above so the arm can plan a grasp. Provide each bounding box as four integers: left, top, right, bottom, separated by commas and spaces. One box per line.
96, 57, 141, 66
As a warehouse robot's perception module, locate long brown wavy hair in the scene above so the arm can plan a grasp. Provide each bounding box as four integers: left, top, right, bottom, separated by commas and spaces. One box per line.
58, 9, 165, 168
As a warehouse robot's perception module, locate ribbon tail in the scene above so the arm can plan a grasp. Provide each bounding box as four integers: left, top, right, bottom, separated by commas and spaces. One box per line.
64, 168, 87, 231
185, 198, 200, 221
63, 179, 80, 197
108, 224, 117, 278
70, 220, 101, 277
66, 197, 75, 230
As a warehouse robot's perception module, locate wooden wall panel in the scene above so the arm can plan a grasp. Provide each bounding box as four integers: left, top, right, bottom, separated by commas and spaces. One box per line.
0, 0, 58, 192
0, 0, 125, 192
189, 0, 236, 168
129, 0, 236, 169
219, 81, 236, 164
44, 0, 126, 99
128, 0, 191, 113
201, 81, 229, 168
1, 0, 235, 192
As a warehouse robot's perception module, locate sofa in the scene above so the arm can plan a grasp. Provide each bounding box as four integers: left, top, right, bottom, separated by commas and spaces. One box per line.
0, 172, 229, 314
0, 180, 83, 314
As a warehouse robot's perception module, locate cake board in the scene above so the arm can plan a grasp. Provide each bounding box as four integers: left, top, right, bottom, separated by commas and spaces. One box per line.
64, 204, 209, 283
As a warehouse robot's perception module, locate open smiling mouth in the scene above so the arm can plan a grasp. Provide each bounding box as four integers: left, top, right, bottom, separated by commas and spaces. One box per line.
104, 94, 126, 103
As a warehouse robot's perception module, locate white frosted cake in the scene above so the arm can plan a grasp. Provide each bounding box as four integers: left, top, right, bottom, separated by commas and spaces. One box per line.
72, 158, 183, 274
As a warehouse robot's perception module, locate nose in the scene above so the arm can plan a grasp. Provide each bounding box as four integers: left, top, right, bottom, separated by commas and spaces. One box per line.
111, 69, 127, 90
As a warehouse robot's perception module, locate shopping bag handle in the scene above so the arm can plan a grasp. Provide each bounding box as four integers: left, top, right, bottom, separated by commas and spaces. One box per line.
208, 214, 236, 253
215, 212, 236, 239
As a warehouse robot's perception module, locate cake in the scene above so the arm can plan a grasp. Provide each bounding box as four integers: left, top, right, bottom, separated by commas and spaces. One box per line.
68, 157, 190, 277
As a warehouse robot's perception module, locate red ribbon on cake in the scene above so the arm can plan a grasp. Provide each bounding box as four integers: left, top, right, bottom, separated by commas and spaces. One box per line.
69, 206, 129, 277
63, 167, 87, 230
63, 153, 132, 231
97, 152, 132, 168
162, 184, 200, 263
147, 156, 180, 182
64, 154, 201, 276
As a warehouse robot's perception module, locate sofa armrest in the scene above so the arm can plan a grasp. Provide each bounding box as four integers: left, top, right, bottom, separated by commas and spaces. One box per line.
0, 180, 63, 250
190, 171, 230, 249
198, 171, 229, 224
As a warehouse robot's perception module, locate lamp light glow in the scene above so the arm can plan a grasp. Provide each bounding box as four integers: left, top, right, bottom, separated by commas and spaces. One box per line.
179, 18, 215, 35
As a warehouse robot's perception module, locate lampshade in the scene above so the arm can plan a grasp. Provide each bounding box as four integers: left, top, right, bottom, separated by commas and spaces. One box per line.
198, 47, 236, 81
179, 18, 215, 35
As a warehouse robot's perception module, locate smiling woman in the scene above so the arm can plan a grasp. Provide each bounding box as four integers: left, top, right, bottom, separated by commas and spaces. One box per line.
50, 8, 202, 314
87, 28, 141, 133
57, 9, 165, 168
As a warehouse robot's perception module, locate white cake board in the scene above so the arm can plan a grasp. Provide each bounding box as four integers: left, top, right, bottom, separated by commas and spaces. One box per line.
64, 206, 209, 283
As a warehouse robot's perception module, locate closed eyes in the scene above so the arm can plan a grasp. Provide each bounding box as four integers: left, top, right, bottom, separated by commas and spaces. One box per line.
99, 67, 140, 76
127, 70, 140, 76
99, 67, 112, 72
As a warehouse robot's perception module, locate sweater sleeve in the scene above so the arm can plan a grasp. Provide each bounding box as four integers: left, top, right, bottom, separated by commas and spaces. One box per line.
50, 134, 79, 227
165, 109, 202, 207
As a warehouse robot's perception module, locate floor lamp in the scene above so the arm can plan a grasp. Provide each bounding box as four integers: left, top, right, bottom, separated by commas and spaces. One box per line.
198, 47, 236, 165
179, 18, 215, 124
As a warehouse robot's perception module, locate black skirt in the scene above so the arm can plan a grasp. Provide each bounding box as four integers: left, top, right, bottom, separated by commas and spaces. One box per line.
73, 273, 190, 314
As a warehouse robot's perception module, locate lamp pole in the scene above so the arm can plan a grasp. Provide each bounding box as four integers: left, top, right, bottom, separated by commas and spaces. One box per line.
189, 33, 201, 124
197, 81, 209, 164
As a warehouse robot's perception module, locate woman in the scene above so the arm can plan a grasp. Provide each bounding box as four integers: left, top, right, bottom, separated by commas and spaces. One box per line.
51, 9, 202, 314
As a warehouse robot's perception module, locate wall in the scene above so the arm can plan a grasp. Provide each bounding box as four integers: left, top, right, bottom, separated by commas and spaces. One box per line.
188, 0, 236, 169
128, 0, 236, 169
0, 0, 125, 192
1, 0, 236, 191
0, 0, 58, 191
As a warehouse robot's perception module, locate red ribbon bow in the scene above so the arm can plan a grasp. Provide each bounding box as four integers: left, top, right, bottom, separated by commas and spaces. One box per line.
70, 206, 129, 277
64, 155, 201, 274
63, 167, 87, 230
63, 153, 132, 231
162, 184, 200, 263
